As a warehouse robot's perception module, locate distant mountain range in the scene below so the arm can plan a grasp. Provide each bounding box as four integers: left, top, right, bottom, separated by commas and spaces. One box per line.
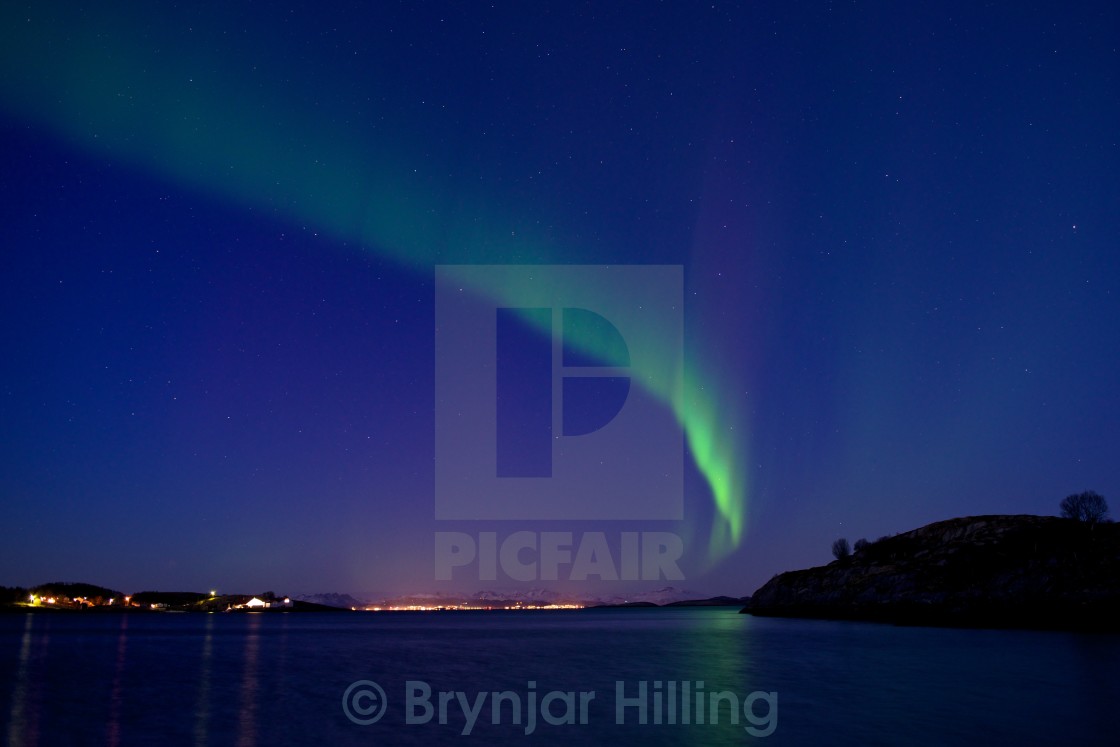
296, 586, 747, 609
293, 592, 367, 609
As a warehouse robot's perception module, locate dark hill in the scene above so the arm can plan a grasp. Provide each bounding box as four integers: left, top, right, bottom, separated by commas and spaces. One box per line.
131, 590, 210, 607
664, 596, 751, 607
32, 582, 123, 601
742, 515, 1120, 630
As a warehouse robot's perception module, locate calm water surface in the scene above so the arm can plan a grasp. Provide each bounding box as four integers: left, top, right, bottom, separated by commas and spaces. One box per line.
2, 608, 1117, 745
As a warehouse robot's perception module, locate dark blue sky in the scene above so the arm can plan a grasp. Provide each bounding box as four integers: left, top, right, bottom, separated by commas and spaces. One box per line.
2, 1, 1117, 598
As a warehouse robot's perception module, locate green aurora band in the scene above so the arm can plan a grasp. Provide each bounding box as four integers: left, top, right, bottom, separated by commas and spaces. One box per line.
0, 3, 747, 561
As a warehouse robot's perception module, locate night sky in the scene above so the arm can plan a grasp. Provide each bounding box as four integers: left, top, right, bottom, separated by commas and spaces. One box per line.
2, 1, 1118, 599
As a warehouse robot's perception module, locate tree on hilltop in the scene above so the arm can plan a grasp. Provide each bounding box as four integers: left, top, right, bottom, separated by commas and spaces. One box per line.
1059, 491, 1110, 524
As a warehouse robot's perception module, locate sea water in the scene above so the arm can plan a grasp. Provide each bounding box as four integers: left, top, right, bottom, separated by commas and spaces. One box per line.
2, 608, 1117, 745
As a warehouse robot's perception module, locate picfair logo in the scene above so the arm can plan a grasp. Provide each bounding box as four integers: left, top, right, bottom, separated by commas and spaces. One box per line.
496, 305, 632, 477
434, 265, 683, 521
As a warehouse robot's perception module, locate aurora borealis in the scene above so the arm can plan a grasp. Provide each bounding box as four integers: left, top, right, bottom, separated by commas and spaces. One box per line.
2, 2, 1118, 597
0, 0, 747, 559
